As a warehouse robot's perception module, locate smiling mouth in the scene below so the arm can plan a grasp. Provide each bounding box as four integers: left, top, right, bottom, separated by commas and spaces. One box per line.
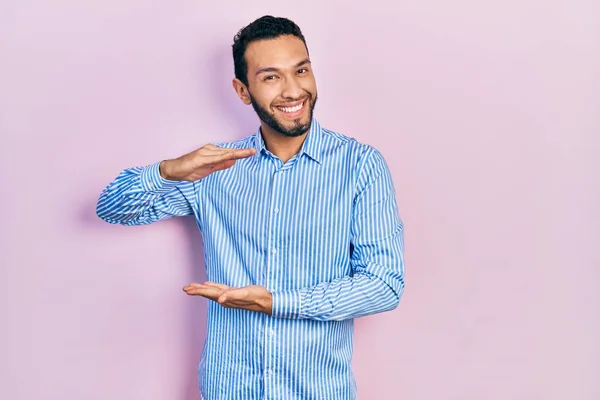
276, 100, 306, 114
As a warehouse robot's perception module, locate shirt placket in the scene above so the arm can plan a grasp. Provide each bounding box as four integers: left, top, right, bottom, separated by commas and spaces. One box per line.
263, 159, 284, 399
263, 156, 299, 400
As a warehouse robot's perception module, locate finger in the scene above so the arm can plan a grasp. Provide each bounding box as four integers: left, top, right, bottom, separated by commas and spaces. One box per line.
204, 145, 256, 154
203, 282, 230, 290
183, 283, 218, 292
199, 147, 237, 155
220, 148, 256, 161
182, 284, 209, 294
203, 149, 256, 164
236, 148, 257, 157
183, 285, 222, 300
183, 282, 215, 291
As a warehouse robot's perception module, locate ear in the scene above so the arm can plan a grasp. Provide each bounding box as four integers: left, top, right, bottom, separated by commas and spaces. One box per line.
232, 78, 252, 105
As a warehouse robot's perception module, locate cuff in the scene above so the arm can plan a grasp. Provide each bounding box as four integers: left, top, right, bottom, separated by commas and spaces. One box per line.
140, 162, 183, 193
271, 289, 303, 319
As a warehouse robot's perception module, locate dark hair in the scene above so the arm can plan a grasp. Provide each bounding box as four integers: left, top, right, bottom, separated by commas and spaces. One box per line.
232, 15, 308, 87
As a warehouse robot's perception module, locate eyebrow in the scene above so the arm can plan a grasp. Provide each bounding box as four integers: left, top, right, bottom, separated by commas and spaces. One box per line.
255, 59, 311, 76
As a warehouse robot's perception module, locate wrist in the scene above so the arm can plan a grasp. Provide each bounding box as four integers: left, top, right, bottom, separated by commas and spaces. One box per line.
140, 161, 181, 193
159, 160, 174, 180
262, 292, 273, 315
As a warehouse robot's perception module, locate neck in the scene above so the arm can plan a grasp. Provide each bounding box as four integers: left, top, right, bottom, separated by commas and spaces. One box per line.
260, 123, 309, 164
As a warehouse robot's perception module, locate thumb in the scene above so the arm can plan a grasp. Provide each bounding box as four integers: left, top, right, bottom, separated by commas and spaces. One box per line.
219, 287, 248, 303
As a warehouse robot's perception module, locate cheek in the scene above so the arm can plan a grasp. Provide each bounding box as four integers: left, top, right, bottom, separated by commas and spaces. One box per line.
302, 78, 317, 96
253, 86, 281, 108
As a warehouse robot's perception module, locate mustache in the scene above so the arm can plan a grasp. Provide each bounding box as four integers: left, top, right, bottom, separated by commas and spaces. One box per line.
276, 94, 312, 105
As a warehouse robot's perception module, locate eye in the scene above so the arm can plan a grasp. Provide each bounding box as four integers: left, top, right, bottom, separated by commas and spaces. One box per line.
264, 75, 278, 81
297, 68, 309, 74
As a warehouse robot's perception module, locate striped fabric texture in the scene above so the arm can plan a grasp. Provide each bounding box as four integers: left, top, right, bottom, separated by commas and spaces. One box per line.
96, 119, 405, 400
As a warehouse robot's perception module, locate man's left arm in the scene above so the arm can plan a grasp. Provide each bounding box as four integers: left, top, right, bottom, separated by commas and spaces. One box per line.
271, 149, 405, 321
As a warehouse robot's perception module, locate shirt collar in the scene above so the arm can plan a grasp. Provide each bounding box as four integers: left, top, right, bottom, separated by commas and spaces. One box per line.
253, 118, 323, 164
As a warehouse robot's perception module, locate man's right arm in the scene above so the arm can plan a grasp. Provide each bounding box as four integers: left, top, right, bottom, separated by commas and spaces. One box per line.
96, 145, 256, 226
96, 161, 197, 226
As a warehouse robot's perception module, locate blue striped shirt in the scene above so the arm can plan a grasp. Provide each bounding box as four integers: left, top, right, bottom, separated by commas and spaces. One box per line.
96, 119, 405, 400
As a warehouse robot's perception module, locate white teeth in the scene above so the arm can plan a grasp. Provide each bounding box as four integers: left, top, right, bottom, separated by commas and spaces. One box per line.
278, 102, 304, 113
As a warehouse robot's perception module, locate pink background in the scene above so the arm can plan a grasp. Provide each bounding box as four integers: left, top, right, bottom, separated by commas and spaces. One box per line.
1, 1, 599, 399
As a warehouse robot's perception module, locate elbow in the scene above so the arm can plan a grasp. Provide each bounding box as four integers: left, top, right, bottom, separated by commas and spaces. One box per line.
386, 259, 405, 311
388, 283, 404, 311
95, 196, 115, 224
378, 276, 404, 313
95, 198, 109, 222
95, 196, 133, 225
95, 208, 119, 225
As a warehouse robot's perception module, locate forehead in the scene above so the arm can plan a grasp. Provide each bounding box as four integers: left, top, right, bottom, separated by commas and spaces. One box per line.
245, 35, 309, 72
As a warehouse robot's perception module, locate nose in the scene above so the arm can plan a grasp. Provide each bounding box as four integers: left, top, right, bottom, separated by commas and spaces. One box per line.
281, 76, 304, 101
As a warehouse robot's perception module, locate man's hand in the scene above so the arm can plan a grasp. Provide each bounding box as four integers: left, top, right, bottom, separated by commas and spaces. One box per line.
160, 144, 256, 181
183, 282, 273, 315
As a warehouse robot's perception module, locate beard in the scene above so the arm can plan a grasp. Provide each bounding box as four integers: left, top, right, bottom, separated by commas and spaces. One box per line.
248, 91, 318, 138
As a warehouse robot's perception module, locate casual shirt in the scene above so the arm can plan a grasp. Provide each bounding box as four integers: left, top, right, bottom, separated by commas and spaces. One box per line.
96, 119, 405, 400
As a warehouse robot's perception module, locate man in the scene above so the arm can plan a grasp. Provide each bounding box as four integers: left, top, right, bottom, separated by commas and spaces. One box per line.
97, 15, 405, 400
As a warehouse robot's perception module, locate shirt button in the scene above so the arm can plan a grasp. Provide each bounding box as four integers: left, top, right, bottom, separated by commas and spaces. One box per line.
273, 208, 279, 214
266, 369, 273, 377
269, 329, 275, 337
271, 248, 277, 254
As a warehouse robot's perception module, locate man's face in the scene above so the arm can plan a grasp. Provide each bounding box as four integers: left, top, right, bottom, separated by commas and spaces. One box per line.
240, 35, 318, 137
